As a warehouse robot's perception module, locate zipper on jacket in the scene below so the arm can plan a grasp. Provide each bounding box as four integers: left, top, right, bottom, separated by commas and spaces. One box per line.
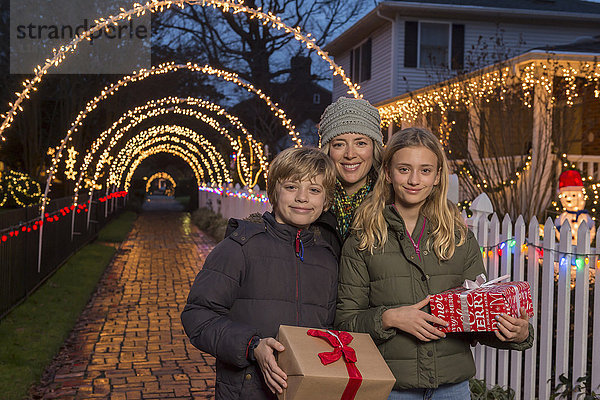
295, 229, 304, 261
295, 229, 302, 324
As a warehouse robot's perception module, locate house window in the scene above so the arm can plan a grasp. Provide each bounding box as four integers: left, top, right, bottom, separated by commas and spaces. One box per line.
349, 38, 372, 83
405, 21, 464, 70
313, 93, 321, 104
420, 22, 449, 68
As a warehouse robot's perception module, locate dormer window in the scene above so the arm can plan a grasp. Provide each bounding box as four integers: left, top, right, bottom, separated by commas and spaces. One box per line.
350, 38, 372, 83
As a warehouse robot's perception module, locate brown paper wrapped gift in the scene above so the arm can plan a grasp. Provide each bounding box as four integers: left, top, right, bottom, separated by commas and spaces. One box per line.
276, 325, 395, 400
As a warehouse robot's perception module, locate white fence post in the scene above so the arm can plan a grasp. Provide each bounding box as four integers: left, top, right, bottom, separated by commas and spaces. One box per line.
593, 233, 600, 392
473, 215, 489, 380
466, 193, 494, 238
462, 207, 598, 397
556, 221, 572, 385
497, 214, 512, 388
539, 217, 556, 400
523, 216, 540, 400
511, 215, 526, 400
485, 213, 500, 385
572, 221, 590, 399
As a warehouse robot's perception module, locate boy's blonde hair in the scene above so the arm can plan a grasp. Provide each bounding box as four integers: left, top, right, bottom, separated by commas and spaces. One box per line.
267, 147, 336, 210
352, 127, 468, 260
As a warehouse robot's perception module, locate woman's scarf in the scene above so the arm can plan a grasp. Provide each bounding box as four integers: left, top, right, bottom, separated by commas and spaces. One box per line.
331, 176, 374, 240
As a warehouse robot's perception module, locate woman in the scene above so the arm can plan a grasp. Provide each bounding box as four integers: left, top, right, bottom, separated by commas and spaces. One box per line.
315, 97, 384, 258
336, 128, 533, 399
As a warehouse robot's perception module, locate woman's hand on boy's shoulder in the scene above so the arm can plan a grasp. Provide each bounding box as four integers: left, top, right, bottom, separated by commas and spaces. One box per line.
254, 338, 288, 394
494, 307, 530, 343
381, 296, 449, 342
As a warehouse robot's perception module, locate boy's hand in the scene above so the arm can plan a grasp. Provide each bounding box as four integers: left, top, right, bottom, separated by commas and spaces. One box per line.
494, 307, 530, 343
254, 338, 287, 394
382, 296, 448, 342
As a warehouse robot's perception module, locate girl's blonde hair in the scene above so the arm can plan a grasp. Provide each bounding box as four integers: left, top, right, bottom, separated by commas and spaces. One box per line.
352, 127, 467, 260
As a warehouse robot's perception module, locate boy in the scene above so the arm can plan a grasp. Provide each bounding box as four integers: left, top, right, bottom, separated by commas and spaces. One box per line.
181, 147, 338, 400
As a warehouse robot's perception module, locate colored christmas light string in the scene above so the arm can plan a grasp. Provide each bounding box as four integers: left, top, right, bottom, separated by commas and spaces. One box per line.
199, 185, 268, 203
478, 237, 600, 268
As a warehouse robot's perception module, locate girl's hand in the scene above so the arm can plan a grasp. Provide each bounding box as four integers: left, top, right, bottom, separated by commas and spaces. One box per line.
494, 307, 530, 343
254, 338, 288, 394
381, 296, 449, 342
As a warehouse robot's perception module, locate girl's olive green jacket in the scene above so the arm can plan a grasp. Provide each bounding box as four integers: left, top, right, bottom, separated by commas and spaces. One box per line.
335, 205, 533, 390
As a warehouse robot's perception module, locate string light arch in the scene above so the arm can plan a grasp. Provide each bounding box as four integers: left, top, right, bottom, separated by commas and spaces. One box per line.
10, 0, 365, 273
107, 125, 228, 187
0, 0, 361, 144
44, 63, 297, 200
112, 135, 221, 189
77, 124, 229, 206
57, 96, 256, 192
146, 172, 176, 194
57, 97, 261, 210
121, 144, 206, 190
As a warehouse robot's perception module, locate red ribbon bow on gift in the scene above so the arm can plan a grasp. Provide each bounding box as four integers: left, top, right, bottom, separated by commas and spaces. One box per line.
307, 329, 362, 400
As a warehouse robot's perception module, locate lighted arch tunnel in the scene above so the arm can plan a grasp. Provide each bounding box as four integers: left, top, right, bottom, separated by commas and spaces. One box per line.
0, 0, 359, 147
69, 97, 263, 207
78, 123, 229, 203
119, 143, 206, 191
121, 143, 206, 191
12, 0, 364, 273
79, 129, 229, 206
113, 134, 224, 188
44, 63, 301, 204
107, 125, 229, 188
145, 172, 176, 194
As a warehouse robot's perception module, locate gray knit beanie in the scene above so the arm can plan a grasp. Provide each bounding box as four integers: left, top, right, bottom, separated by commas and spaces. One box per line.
319, 97, 383, 147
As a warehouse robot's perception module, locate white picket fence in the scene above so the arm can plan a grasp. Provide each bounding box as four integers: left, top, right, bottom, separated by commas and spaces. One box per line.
198, 185, 271, 220
467, 200, 600, 399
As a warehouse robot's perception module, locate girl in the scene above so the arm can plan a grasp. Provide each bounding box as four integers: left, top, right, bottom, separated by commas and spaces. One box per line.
315, 96, 384, 259
335, 127, 533, 399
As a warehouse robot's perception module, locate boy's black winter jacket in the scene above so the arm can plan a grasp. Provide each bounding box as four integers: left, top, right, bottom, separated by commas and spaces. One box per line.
181, 212, 338, 400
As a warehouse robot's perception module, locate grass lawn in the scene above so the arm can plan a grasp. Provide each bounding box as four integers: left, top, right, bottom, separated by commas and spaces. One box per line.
97, 211, 138, 242
0, 211, 138, 400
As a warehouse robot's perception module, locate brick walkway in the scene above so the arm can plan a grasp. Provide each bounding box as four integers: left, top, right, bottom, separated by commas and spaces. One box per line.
32, 212, 217, 399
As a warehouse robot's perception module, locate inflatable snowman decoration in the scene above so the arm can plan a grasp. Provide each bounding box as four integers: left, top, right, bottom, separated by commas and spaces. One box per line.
555, 169, 596, 244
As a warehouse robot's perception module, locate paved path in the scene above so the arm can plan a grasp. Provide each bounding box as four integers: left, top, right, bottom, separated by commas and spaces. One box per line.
32, 210, 217, 399
141, 195, 185, 212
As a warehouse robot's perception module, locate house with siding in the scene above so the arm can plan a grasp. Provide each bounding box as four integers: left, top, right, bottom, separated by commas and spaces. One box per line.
325, 0, 600, 105
325, 1, 600, 217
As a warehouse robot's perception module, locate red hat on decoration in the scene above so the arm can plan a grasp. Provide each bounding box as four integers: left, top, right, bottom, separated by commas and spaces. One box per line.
559, 169, 584, 190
